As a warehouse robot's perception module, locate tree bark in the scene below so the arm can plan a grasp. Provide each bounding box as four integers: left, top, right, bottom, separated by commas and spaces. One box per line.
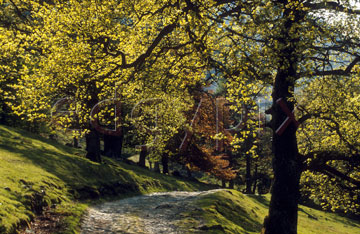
264, 112, 301, 234
138, 147, 147, 167
221, 180, 226, 188
73, 136, 79, 148
261, 5, 306, 232
229, 179, 234, 189
245, 153, 252, 194
161, 153, 169, 174
103, 133, 123, 158
263, 57, 302, 234
252, 162, 258, 194
154, 162, 160, 173
85, 128, 101, 162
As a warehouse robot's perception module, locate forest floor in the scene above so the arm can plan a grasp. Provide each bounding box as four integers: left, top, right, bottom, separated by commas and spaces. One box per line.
1, 124, 360, 234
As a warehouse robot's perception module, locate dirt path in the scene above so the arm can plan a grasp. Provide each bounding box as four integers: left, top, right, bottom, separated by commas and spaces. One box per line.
80, 189, 222, 234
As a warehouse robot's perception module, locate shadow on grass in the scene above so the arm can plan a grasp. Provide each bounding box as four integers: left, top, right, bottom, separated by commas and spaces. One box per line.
247, 194, 270, 208
197, 191, 264, 233
220, 201, 263, 233
0, 125, 215, 200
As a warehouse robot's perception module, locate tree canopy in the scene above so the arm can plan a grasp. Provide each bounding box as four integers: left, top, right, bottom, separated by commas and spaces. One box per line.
1, 0, 360, 233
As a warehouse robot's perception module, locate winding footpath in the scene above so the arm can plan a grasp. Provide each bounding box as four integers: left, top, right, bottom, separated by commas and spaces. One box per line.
80, 189, 222, 234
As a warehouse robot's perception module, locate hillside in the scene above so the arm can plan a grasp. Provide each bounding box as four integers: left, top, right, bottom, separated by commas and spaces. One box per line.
179, 190, 360, 234
0, 125, 359, 234
0, 125, 213, 233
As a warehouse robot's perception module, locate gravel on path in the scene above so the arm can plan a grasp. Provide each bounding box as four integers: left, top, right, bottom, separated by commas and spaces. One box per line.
80, 189, 223, 234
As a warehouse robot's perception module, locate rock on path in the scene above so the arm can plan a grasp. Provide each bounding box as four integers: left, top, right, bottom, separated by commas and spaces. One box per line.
80, 189, 223, 234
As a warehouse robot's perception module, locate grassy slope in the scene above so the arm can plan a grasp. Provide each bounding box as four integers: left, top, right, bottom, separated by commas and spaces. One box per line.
1, 125, 359, 234
0, 125, 213, 233
178, 190, 360, 234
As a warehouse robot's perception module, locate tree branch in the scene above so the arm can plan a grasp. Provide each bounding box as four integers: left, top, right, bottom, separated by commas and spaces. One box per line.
311, 56, 360, 76
128, 23, 177, 69
305, 1, 360, 15
322, 165, 360, 186
304, 151, 360, 187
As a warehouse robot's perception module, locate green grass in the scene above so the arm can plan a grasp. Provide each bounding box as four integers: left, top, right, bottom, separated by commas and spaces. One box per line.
0, 125, 214, 233
177, 190, 360, 234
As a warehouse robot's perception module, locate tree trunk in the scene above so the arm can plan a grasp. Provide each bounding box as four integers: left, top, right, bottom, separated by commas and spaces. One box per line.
228, 150, 234, 189
245, 153, 252, 194
73, 136, 79, 148
264, 114, 301, 234
85, 128, 101, 162
148, 161, 153, 170
104, 134, 123, 159
138, 147, 147, 167
221, 180, 226, 188
252, 162, 258, 194
186, 167, 192, 178
154, 162, 160, 173
263, 40, 302, 233
229, 179, 234, 189
161, 153, 169, 174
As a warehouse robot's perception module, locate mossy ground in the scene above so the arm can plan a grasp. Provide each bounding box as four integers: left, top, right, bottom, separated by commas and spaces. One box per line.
178, 190, 360, 234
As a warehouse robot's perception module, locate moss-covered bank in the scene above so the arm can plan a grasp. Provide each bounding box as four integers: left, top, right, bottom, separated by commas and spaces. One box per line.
0, 125, 214, 233
177, 190, 360, 234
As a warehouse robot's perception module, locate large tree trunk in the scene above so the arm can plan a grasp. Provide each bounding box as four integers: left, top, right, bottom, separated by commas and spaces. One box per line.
103, 134, 123, 159
85, 128, 101, 162
264, 112, 301, 234
261, 4, 305, 231
263, 58, 302, 234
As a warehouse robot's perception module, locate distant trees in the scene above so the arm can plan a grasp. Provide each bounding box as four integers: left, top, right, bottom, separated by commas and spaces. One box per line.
215, 77, 272, 193
179, 93, 237, 181
229, 101, 273, 194
129, 93, 192, 165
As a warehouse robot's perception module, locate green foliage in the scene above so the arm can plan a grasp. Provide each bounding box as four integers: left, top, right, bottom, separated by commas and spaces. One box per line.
2, 0, 360, 230
297, 75, 360, 214
128, 93, 192, 159
2, 0, 207, 163
5, 0, 204, 129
